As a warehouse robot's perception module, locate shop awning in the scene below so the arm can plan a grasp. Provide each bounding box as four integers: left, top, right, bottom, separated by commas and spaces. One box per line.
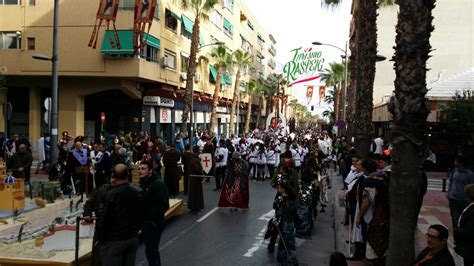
181, 15, 194, 34
101, 30, 160, 54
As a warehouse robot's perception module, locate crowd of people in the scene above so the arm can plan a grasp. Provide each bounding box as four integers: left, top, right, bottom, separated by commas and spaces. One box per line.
1, 126, 474, 266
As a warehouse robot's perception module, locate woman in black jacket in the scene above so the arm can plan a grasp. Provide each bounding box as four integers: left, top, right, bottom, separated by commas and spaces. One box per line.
454, 184, 474, 266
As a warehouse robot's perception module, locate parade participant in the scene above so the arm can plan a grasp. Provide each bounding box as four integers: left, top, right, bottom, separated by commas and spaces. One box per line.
181, 144, 193, 195
90, 143, 103, 188
162, 143, 181, 197
11, 143, 33, 183
110, 144, 127, 168
67, 140, 90, 194
139, 160, 169, 266
218, 152, 250, 210
94, 143, 111, 187
197, 135, 206, 152
97, 164, 143, 266
296, 155, 319, 239
413, 224, 455, 266
248, 144, 258, 180
202, 136, 216, 182
273, 176, 298, 265
256, 143, 267, 181
214, 139, 229, 191
186, 146, 204, 212
290, 143, 302, 174
59, 131, 72, 160
266, 142, 277, 180
36, 132, 50, 174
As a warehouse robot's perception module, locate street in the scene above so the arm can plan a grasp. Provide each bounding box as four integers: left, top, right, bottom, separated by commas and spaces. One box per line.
136, 176, 337, 266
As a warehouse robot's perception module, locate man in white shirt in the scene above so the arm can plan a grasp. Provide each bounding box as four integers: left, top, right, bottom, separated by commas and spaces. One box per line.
373, 136, 384, 156
214, 139, 228, 191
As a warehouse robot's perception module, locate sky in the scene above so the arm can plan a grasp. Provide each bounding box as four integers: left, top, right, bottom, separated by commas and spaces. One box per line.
244, 0, 352, 116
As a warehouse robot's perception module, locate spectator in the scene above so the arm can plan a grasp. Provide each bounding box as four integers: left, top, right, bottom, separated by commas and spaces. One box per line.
413, 224, 455, 266
448, 155, 474, 230
454, 184, 474, 266
10, 144, 33, 183
97, 164, 143, 266
139, 160, 169, 266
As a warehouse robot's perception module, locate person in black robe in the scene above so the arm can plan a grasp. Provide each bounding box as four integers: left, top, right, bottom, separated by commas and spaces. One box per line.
186, 146, 204, 212
162, 144, 181, 197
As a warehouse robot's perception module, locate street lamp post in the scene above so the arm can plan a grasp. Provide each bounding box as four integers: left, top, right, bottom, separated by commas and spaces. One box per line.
312, 41, 348, 122
32, 0, 59, 167
188, 41, 224, 144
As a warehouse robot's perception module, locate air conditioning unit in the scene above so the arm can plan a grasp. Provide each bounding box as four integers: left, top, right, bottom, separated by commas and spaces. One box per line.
180, 72, 187, 81
195, 73, 201, 82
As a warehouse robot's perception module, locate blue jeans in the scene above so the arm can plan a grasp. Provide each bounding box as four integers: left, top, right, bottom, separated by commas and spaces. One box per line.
143, 222, 163, 266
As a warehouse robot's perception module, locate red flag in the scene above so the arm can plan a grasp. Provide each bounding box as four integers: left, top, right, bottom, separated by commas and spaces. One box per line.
319, 86, 326, 103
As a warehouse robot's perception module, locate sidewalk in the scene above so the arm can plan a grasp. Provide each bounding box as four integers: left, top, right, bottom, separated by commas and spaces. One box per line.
333, 172, 464, 266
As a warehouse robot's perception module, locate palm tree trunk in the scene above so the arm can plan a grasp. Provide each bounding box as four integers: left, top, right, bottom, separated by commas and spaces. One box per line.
387, 0, 434, 265
352, 0, 377, 158
209, 68, 222, 134
333, 85, 338, 121
229, 70, 241, 136
337, 81, 343, 121
182, 17, 200, 139
256, 96, 263, 128
244, 96, 252, 133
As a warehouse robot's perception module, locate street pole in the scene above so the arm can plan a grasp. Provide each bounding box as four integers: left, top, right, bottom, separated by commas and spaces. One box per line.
189, 90, 193, 145
236, 89, 240, 135
50, 0, 59, 166
343, 41, 348, 122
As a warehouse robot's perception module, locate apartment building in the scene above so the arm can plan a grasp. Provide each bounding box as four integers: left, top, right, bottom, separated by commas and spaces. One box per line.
0, 0, 278, 143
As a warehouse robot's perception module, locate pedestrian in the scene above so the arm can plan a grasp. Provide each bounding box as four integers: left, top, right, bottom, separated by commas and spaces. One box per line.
175, 132, 184, 154
454, 184, 474, 266
162, 143, 181, 197
139, 160, 170, 266
273, 175, 298, 266
448, 155, 474, 230
423, 148, 436, 171
214, 139, 228, 191
97, 164, 143, 266
218, 152, 250, 210
10, 143, 33, 183
256, 143, 267, 181
413, 224, 455, 266
185, 146, 205, 212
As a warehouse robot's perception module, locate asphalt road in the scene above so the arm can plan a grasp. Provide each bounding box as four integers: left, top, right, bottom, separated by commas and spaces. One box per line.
136, 174, 338, 266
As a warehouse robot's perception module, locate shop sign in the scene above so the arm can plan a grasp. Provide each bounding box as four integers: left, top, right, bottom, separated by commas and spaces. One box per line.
216, 106, 227, 113
160, 108, 171, 124
283, 47, 325, 86
143, 96, 160, 106
159, 97, 175, 107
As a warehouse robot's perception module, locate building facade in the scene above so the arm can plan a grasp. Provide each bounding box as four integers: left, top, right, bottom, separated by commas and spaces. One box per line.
0, 0, 278, 145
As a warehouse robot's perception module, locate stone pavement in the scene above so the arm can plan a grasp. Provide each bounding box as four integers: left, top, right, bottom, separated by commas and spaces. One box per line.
333, 171, 464, 266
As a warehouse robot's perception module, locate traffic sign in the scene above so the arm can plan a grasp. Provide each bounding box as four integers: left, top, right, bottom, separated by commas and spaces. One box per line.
44, 97, 52, 124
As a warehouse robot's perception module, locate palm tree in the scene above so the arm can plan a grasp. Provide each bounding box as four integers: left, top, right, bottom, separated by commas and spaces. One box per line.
321, 62, 345, 121
386, 0, 434, 265
209, 45, 232, 134
243, 80, 264, 133
181, 0, 218, 139
322, 0, 392, 158
229, 50, 252, 136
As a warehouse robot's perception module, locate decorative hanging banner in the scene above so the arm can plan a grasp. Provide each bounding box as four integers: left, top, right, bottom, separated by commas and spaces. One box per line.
272, 95, 279, 113
319, 86, 326, 104
89, 0, 120, 49
133, 0, 157, 53
306, 85, 314, 104
283, 47, 325, 86
281, 95, 288, 110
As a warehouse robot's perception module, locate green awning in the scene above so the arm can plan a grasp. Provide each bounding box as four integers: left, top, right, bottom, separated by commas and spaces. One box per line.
209, 65, 218, 81
168, 10, 180, 20
101, 30, 134, 55
101, 30, 160, 54
145, 34, 160, 49
181, 15, 194, 34
223, 73, 233, 85
223, 18, 232, 33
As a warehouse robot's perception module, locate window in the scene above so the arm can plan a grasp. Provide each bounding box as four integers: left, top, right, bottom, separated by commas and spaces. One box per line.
247, 21, 254, 31
181, 54, 189, 72
27, 37, 35, 50
1, 0, 20, 4
223, 18, 233, 37
210, 9, 222, 28
240, 36, 251, 53
164, 50, 176, 69
140, 45, 159, 63
0, 32, 21, 49
29, 0, 35, 6
165, 9, 178, 31
223, 0, 233, 12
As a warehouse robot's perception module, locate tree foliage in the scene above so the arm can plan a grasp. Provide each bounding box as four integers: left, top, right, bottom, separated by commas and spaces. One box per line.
440, 90, 474, 142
